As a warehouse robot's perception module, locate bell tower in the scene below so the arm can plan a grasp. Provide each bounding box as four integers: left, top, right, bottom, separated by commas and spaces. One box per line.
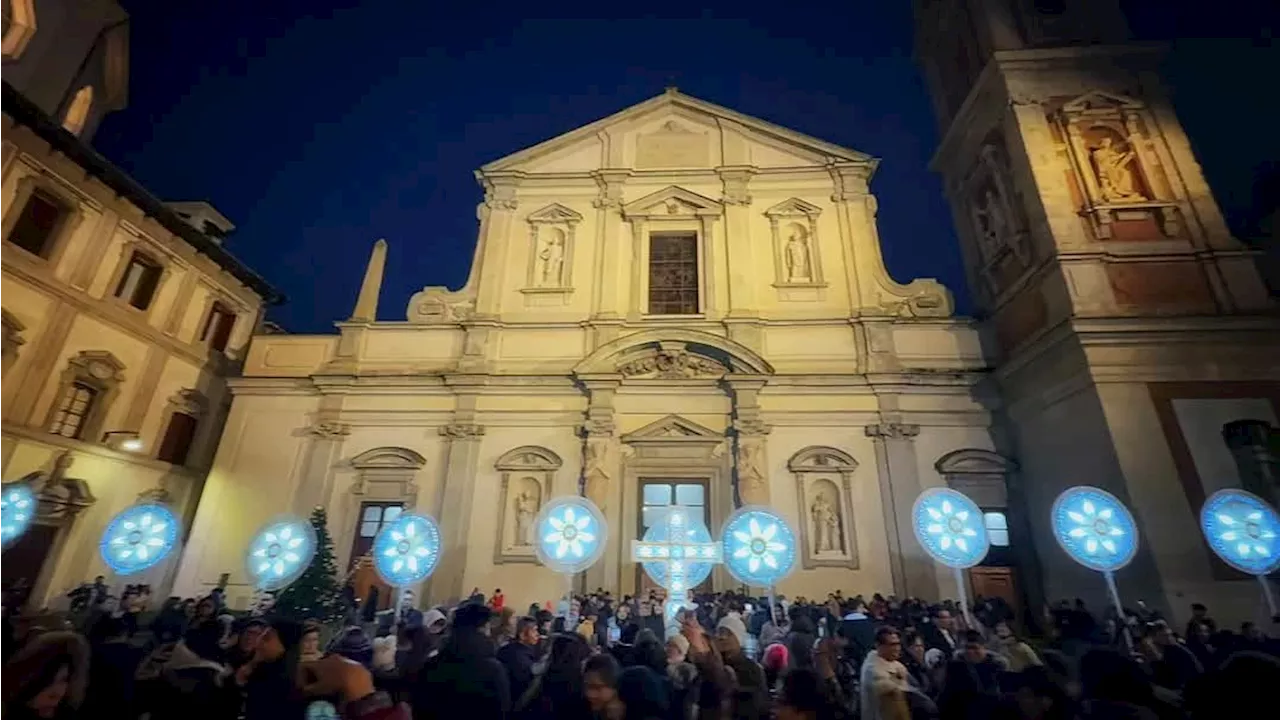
915, 0, 1279, 623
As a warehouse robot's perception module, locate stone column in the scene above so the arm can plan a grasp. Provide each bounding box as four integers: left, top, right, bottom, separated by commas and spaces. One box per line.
580, 378, 622, 592
1223, 420, 1280, 508
717, 167, 756, 317
725, 376, 771, 506
431, 420, 485, 604
591, 171, 628, 322
291, 421, 351, 514
698, 214, 719, 318
627, 217, 648, 319
866, 422, 937, 598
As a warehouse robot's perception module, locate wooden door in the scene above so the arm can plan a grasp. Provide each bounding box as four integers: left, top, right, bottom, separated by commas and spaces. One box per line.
349, 502, 404, 611
969, 566, 1019, 618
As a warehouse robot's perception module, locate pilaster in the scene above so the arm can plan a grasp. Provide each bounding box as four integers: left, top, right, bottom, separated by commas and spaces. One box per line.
866, 421, 937, 599
717, 166, 757, 317
591, 171, 628, 321
580, 378, 623, 591
827, 167, 867, 312
291, 421, 351, 513
725, 375, 770, 506
432, 412, 486, 604
6, 301, 75, 426
472, 177, 520, 317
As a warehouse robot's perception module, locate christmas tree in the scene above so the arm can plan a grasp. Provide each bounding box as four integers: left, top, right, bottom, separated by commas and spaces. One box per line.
273, 506, 346, 624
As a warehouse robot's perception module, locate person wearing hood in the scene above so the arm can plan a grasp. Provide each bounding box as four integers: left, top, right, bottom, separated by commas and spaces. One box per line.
147, 627, 241, 720
412, 601, 510, 720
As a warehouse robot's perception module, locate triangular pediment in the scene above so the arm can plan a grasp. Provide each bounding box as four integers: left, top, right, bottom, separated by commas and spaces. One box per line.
480, 89, 875, 175
763, 197, 823, 218
526, 202, 584, 224
1061, 90, 1144, 114
622, 414, 723, 442
622, 186, 722, 219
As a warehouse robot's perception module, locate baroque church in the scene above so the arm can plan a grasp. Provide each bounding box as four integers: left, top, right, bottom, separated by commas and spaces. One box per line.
174, 1, 1279, 626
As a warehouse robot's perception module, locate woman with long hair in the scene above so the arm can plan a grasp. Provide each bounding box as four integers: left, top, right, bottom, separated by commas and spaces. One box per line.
515, 633, 593, 720
2, 631, 90, 720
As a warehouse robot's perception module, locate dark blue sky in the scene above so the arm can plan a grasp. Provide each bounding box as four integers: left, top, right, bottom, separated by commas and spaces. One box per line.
95, 1, 1279, 332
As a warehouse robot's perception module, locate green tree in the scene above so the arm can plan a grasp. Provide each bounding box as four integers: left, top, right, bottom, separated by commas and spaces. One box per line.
273, 506, 346, 624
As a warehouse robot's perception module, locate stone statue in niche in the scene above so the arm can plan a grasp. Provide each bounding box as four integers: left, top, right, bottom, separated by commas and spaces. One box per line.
514, 488, 538, 546
971, 188, 1011, 260
583, 438, 611, 511
1090, 136, 1146, 203
736, 438, 768, 505
538, 229, 566, 286
810, 491, 841, 554
784, 229, 812, 282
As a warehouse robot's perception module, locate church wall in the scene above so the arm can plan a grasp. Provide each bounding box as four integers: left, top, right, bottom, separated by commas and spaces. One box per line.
172, 393, 318, 600
766, 425, 894, 600
455, 423, 584, 612
29, 312, 151, 432
243, 335, 338, 377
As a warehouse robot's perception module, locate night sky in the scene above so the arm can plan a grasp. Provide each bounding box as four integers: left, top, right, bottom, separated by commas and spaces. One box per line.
94, 1, 1279, 332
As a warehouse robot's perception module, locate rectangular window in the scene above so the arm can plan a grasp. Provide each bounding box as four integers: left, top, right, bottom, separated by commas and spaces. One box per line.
350, 502, 405, 566
114, 252, 163, 310
200, 302, 236, 352
156, 412, 198, 465
7, 191, 66, 258
49, 381, 98, 439
647, 233, 699, 315
640, 481, 707, 530
984, 511, 1010, 547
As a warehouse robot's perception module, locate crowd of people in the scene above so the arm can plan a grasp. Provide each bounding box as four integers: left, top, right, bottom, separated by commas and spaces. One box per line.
3, 582, 1279, 720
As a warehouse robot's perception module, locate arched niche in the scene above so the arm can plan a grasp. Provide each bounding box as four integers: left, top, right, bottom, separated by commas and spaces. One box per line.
788, 446, 860, 569
494, 445, 562, 564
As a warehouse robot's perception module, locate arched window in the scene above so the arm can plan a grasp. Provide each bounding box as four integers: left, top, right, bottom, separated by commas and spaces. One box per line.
62, 86, 94, 137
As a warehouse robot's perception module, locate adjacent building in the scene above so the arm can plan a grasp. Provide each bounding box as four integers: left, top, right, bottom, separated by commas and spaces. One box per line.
1, 0, 281, 608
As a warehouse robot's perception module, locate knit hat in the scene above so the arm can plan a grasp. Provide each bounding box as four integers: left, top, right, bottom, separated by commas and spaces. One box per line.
330, 626, 374, 666
762, 642, 790, 672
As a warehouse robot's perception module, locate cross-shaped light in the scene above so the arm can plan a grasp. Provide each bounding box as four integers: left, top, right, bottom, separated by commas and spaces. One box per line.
631, 506, 723, 622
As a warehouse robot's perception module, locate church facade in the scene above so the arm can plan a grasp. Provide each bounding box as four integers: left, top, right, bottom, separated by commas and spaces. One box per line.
174, 3, 1280, 626
173, 90, 1023, 612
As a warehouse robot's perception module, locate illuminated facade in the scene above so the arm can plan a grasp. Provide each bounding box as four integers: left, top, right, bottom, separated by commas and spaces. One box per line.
1, 0, 280, 608
174, 89, 1022, 611
915, 0, 1279, 625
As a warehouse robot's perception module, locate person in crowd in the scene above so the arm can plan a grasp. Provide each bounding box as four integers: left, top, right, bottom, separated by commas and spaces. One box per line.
225, 618, 269, 670
716, 625, 769, 720
785, 607, 819, 670
576, 611, 598, 647
299, 622, 324, 663
515, 632, 593, 720
332, 626, 376, 668
761, 643, 790, 696
838, 598, 876, 668
899, 630, 937, 700
497, 616, 540, 703
937, 630, 1003, 720
491, 589, 505, 612
859, 626, 910, 720
717, 599, 749, 649
146, 625, 240, 720
413, 602, 510, 720
990, 620, 1041, 672
921, 608, 957, 658
759, 604, 790, 653
236, 617, 307, 720
2, 631, 89, 720
1139, 620, 1202, 693
582, 653, 623, 719
80, 614, 145, 719
776, 667, 843, 720
1009, 665, 1074, 720
1184, 603, 1216, 640
608, 602, 633, 646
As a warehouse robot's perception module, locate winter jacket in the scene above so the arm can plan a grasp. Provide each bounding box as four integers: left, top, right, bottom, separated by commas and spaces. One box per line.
496, 641, 538, 704
147, 641, 241, 720
412, 630, 510, 720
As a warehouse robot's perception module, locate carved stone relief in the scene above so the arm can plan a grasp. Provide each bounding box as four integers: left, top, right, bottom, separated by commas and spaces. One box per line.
583, 437, 612, 511
1054, 91, 1181, 241
615, 342, 728, 379
407, 286, 474, 324
523, 203, 582, 294
2, 309, 26, 377
788, 446, 860, 569
962, 140, 1033, 300
636, 120, 710, 170
764, 198, 825, 289
494, 445, 561, 564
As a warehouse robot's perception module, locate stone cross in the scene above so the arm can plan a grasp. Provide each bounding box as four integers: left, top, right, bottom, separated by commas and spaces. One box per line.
631, 506, 723, 622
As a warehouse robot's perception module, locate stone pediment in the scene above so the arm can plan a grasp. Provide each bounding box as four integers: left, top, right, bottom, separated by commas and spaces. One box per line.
787, 446, 858, 473
934, 448, 1015, 476
764, 197, 823, 219
622, 186, 722, 220
622, 415, 723, 443
479, 88, 876, 175
525, 203, 583, 225
573, 328, 774, 376
1060, 90, 1144, 115
351, 447, 427, 470
495, 445, 563, 471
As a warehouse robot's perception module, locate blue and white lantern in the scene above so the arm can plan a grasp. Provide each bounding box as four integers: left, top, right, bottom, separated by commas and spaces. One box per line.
245, 515, 317, 591
1200, 489, 1280, 576
912, 488, 990, 570
1, 483, 36, 548
534, 496, 607, 574
1051, 486, 1139, 573
100, 503, 181, 576
632, 506, 723, 621
372, 512, 441, 587
721, 506, 797, 587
